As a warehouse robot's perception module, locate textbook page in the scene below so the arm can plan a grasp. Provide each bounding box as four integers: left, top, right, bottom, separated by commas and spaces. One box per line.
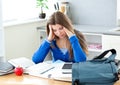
8, 57, 35, 69
25, 60, 65, 79
24, 62, 54, 75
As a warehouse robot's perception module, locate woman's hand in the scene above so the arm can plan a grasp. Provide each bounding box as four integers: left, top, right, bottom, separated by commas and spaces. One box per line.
63, 27, 74, 37
47, 25, 55, 42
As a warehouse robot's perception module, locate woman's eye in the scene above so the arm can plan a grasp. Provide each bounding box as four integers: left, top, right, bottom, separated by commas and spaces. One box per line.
59, 27, 63, 30
53, 29, 57, 32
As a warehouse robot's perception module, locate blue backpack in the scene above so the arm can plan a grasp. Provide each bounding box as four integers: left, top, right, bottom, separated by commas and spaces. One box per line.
72, 49, 119, 85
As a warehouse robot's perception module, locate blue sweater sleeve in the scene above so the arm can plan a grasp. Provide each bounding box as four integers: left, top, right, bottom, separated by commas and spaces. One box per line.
69, 35, 86, 62
32, 39, 51, 64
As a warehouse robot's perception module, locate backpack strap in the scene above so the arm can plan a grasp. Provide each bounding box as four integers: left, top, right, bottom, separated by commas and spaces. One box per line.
93, 49, 116, 60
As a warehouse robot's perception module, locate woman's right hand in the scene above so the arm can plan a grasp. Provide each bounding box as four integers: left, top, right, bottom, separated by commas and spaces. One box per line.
47, 25, 55, 42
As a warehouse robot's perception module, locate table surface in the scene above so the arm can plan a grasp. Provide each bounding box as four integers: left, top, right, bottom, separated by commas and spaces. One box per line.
0, 73, 71, 85
0, 73, 120, 85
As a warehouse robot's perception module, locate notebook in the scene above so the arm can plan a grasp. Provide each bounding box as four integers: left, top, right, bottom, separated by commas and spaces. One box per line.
0, 62, 14, 75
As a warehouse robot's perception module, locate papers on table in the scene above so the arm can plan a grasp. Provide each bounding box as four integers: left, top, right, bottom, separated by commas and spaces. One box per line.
41, 61, 72, 82
8, 57, 72, 82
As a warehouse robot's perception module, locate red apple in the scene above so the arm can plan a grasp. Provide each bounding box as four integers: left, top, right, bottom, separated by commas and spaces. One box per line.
14, 66, 23, 76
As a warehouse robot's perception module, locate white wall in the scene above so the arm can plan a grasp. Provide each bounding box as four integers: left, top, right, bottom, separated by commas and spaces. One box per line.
4, 21, 46, 60
0, 0, 2, 30
0, 30, 4, 61
117, 0, 120, 26
68, 0, 117, 27
0, 0, 5, 62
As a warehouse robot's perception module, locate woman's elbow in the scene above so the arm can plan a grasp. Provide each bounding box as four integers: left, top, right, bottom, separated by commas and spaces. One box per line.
32, 54, 42, 64
75, 55, 86, 63
32, 56, 38, 64
80, 52, 87, 61
82, 55, 86, 61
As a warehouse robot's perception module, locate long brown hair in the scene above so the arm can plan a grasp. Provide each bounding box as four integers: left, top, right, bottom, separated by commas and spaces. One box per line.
46, 11, 88, 57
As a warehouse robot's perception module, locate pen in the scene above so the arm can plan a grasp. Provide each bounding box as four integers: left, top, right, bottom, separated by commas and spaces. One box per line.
56, 2, 59, 10
40, 67, 55, 74
54, 4, 57, 10
62, 72, 72, 74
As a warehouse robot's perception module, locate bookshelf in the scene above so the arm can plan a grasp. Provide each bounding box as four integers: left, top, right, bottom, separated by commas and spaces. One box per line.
83, 33, 103, 59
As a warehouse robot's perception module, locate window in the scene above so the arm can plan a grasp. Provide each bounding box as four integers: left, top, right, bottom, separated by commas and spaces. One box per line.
118, 0, 120, 19
2, 0, 56, 22
117, 0, 120, 26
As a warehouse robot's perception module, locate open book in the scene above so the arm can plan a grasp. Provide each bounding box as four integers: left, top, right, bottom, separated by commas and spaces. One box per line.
8, 57, 35, 69
8, 57, 54, 75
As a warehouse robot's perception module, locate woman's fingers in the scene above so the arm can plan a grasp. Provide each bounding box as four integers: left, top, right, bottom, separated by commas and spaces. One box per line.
49, 25, 52, 32
63, 27, 74, 37
48, 25, 55, 41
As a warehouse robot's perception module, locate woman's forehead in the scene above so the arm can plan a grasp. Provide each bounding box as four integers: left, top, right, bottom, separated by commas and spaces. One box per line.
51, 24, 62, 29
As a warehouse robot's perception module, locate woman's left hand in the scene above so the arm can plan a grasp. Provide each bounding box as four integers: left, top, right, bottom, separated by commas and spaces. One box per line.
63, 27, 74, 37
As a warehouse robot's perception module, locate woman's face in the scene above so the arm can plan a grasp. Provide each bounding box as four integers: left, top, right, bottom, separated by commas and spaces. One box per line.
51, 24, 67, 39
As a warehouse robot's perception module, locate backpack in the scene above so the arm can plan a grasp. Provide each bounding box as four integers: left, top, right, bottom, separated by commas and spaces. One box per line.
72, 49, 119, 85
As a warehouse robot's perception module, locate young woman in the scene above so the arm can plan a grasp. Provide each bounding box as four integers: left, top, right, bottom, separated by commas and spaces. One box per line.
32, 11, 88, 64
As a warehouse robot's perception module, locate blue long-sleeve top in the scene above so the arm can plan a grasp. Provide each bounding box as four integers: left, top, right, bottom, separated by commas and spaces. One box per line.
32, 35, 86, 64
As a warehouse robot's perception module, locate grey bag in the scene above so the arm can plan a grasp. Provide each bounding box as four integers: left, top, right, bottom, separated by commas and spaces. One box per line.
72, 49, 119, 85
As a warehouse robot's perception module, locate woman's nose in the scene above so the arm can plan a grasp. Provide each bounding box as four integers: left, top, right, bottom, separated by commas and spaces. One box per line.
56, 30, 61, 35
